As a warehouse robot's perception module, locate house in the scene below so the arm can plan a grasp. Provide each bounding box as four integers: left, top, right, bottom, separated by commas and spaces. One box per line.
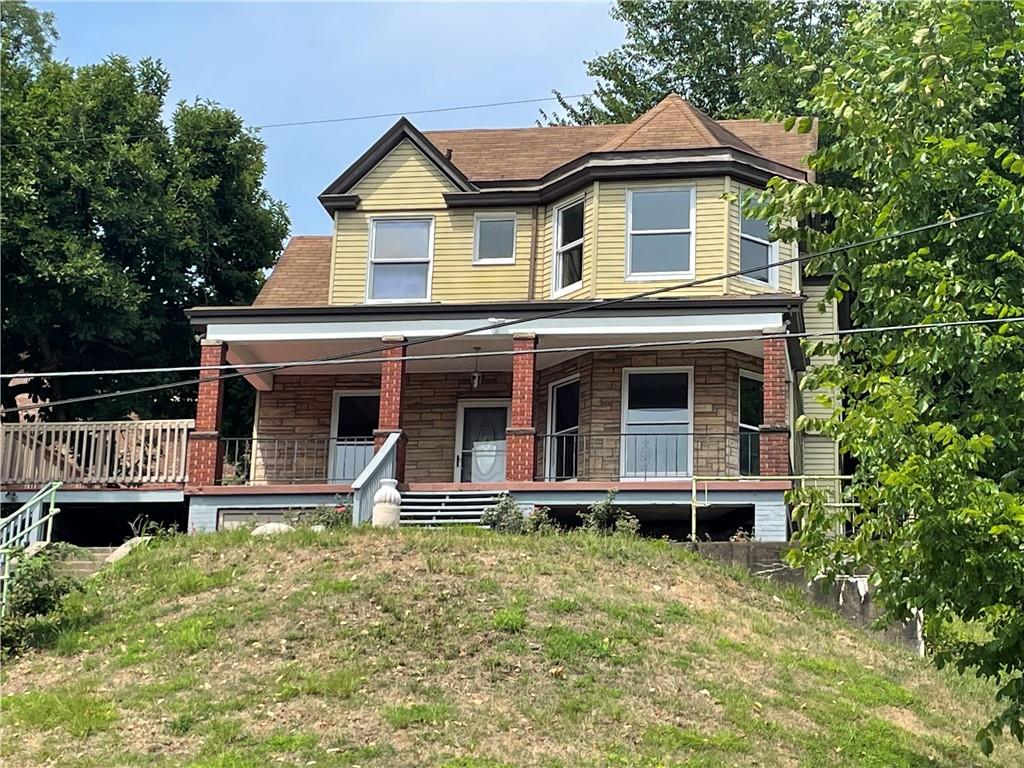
182, 94, 841, 540
0, 95, 841, 542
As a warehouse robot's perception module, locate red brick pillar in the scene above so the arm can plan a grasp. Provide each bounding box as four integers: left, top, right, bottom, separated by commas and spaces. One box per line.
374, 336, 406, 480
759, 335, 790, 476
187, 339, 226, 486
506, 333, 537, 482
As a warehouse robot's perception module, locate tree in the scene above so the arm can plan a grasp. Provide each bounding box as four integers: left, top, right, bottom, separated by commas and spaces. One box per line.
544, 0, 856, 124
748, 0, 1024, 752
0, 2, 288, 433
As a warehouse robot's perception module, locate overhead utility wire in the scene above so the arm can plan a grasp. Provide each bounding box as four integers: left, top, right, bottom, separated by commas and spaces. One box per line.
0, 93, 588, 149
0, 208, 996, 415
5, 316, 1020, 380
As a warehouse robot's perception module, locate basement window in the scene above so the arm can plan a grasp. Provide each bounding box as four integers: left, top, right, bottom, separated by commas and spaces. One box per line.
368, 218, 432, 301
626, 187, 695, 278
474, 213, 516, 264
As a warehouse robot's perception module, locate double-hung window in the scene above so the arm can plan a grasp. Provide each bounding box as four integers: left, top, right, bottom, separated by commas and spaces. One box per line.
368, 218, 432, 301
553, 199, 584, 295
621, 370, 691, 478
739, 372, 763, 476
474, 213, 516, 264
627, 187, 694, 278
739, 211, 778, 286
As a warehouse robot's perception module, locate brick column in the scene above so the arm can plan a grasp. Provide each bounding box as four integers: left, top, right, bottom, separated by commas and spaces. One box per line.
374, 336, 407, 480
759, 335, 790, 476
506, 333, 537, 482
186, 340, 226, 486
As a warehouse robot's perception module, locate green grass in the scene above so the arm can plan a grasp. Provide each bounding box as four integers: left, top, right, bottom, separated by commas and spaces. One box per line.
0, 527, 1014, 767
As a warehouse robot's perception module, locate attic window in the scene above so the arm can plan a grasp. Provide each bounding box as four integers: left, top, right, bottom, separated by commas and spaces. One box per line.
473, 213, 516, 264
368, 218, 432, 301
627, 187, 695, 278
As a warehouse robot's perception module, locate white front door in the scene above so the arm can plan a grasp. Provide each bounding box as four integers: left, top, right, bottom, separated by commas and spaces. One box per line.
454, 400, 510, 482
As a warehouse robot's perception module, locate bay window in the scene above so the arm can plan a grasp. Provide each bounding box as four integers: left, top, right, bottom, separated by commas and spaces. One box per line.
627, 187, 694, 278
553, 198, 584, 295
739, 211, 777, 286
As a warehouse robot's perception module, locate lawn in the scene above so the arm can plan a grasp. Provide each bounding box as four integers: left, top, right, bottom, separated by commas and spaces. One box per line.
1, 527, 1018, 767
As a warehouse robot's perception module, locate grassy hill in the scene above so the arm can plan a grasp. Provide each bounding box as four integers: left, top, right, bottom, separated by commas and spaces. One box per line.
1, 528, 1018, 767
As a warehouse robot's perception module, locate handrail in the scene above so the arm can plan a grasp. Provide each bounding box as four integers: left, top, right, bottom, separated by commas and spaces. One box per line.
351, 432, 401, 525
1, 481, 62, 617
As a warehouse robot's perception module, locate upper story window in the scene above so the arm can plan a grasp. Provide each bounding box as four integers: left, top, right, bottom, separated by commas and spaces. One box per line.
474, 213, 516, 264
368, 218, 432, 301
740, 211, 778, 286
553, 198, 584, 295
626, 187, 695, 279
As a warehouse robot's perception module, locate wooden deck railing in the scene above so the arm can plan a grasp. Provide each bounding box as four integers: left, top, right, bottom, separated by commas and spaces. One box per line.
0, 420, 194, 486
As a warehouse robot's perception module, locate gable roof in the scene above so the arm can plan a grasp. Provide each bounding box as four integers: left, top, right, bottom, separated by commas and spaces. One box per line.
253, 236, 333, 307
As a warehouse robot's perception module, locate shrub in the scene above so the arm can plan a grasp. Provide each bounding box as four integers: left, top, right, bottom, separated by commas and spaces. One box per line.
1, 543, 85, 656
482, 494, 556, 535
285, 499, 351, 529
578, 492, 639, 537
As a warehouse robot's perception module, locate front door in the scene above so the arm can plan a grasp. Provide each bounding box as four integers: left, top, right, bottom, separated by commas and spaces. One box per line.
330, 393, 379, 482
454, 401, 509, 482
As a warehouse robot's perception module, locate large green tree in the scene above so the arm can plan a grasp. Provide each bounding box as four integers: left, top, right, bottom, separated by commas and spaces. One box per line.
545, 0, 857, 124
1, 2, 288, 430
748, 0, 1024, 752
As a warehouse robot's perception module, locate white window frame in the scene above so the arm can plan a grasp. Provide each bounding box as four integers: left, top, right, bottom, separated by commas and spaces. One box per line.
473, 212, 517, 265
619, 366, 695, 481
738, 371, 763, 476
625, 185, 696, 281
328, 388, 380, 483
552, 196, 585, 298
365, 216, 434, 304
545, 374, 581, 481
738, 209, 779, 289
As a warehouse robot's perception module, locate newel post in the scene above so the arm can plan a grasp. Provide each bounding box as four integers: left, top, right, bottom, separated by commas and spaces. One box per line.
187, 339, 226, 486
506, 333, 537, 482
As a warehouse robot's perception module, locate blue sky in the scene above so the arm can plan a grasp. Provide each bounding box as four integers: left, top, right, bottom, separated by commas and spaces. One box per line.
39, 2, 623, 236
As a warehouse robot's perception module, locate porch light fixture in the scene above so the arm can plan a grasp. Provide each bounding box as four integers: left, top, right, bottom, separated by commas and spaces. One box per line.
471, 346, 482, 389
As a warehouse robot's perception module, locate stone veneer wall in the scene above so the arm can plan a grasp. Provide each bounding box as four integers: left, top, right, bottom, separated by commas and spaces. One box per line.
252, 349, 763, 483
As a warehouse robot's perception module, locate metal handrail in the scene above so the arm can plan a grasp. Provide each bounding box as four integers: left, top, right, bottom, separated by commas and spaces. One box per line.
351, 432, 400, 525
1, 481, 62, 618
219, 435, 375, 485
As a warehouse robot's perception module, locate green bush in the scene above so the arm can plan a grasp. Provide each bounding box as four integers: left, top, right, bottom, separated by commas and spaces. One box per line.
284, 499, 351, 529
482, 494, 556, 534
1, 543, 85, 656
578, 492, 639, 537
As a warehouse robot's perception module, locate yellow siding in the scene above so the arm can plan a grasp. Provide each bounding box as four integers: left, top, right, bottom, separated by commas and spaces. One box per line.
329, 140, 808, 305
801, 281, 838, 422
802, 434, 839, 476
593, 178, 729, 297
350, 139, 456, 209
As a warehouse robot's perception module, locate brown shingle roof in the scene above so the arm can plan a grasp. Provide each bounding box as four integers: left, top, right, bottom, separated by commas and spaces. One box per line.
422, 94, 814, 182
252, 236, 332, 307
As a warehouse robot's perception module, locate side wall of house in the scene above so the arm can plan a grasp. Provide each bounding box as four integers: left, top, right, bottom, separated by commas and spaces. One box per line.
799, 281, 840, 476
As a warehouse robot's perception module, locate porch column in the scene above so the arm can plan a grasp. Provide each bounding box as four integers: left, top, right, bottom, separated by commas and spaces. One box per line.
759, 334, 790, 476
375, 336, 406, 480
506, 333, 537, 482
186, 339, 226, 486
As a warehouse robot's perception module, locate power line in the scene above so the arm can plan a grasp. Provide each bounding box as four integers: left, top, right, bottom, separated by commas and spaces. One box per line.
0, 93, 588, 149
0, 208, 997, 415
4, 316, 1019, 380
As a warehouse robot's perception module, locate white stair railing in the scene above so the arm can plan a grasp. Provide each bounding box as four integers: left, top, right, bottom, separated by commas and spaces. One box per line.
350, 432, 400, 526
1, 481, 62, 617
